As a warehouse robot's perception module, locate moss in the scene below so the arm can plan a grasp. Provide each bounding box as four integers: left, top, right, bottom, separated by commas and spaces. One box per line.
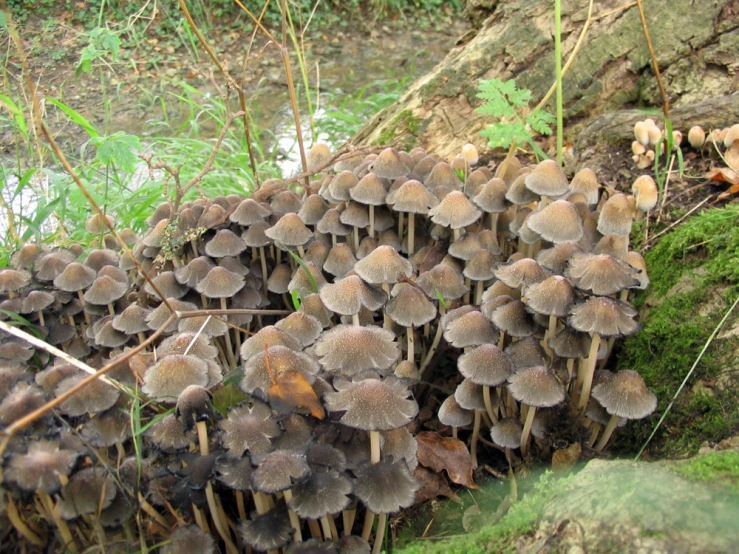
613, 206, 739, 457
673, 451, 739, 495
374, 109, 422, 150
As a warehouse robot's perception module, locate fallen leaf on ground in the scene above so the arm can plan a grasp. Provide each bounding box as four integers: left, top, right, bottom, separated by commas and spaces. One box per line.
552, 442, 581, 474
706, 167, 739, 199
268, 370, 325, 420
416, 431, 478, 489
412, 466, 456, 504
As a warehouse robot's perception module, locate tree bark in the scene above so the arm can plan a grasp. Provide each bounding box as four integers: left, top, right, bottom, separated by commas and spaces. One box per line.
351, 0, 739, 160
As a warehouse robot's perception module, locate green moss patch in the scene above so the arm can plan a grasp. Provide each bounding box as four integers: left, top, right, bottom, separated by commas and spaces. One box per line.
374, 109, 422, 150
614, 206, 739, 457
673, 451, 739, 495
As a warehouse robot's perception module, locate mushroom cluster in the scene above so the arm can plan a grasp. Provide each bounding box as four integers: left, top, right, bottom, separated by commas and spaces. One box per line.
0, 144, 656, 552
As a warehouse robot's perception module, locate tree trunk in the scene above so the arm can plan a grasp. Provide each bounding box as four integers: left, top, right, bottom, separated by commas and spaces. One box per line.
351, 0, 739, 159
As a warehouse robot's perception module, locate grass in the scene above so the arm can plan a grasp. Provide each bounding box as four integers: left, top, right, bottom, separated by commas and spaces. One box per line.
613, 205, 739, 458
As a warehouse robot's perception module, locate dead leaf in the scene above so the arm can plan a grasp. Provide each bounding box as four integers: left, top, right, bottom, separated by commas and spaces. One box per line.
706, 167, 739, 185
552, 442, 581, 474
725, 142, 739, 171
412, 466, 457, 504
416, 431, 478, 489
268, 370, 325, 420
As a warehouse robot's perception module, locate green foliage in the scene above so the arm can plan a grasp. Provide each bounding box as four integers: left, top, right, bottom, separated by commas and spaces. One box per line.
476, 78, 554, 159
87, 132, 142, 172
674, 452, 739, 495
76, 28, 122, 77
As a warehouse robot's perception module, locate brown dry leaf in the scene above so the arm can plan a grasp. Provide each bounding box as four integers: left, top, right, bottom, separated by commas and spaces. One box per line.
416, 431, 478, 489
706, 167, 739, 185
268, 370, 325, 420
725, 142, 739, 171
552, 442, 582, 475
412, 466, 457, 504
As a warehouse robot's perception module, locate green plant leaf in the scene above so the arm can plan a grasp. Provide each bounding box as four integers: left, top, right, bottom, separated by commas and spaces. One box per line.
291, 289, 302, 311
434, 289, 448, 310
89, 132, 142, 172
46, 98, 99, 138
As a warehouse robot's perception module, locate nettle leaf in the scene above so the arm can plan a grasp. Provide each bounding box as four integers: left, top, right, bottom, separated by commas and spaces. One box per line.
90, 132, 142, 172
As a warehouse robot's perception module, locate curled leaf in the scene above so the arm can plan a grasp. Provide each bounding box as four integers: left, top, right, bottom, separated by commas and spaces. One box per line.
416, 431, 478, 489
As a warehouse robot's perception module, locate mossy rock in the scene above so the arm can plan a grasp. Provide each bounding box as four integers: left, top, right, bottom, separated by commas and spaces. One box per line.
396, 448, 739, 553
611, 205, 739, 457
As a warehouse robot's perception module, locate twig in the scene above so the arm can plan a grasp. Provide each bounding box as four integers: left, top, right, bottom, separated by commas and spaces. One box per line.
636, 0, 669, 118
635, 293, 739, 460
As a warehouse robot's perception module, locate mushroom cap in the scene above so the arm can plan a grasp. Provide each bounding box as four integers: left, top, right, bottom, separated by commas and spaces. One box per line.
443, 309, 498, 348
353, 458, 419, 514
265, 213, 313, 247
319, 275, 387, 316
323, 243, 358, 278
268, 264, 292, 294
424, 161, 463, 191
239, 509, 294, 552
524, 159, 569, 197
271, 191, 303, 216
490, 417, 524, 449
80, 407, 132, 448
622, 251, 650, 289
146, 298, 198, 333
0, 382, 46, 424
592, 369, 657, 420
385, 283, 437, 327
473, 178, 508, 213
251, 449, 311, 493
304, 240, 331, 269
372, 147, 411, 179
307, 142, 332, 171
458, 344, 514, 386
493, 258, 549, 289
174, 256, 215, 287
34, 249, 76, 281
381, 427, 418, 471
524, 275, 576, 317
428, 190, 482, 229
218, 400, 280, 457
56, 373, 121, 416
275, 312, 323, 348
84, 249, 120, 272
324, 377, 418, 431
298, 194, 329, 225
10, 243, 40, 270
632, 175, 659, 212
148, 413, 194, 452
454, 378, 486, 411
196, 266, 245, 298
144, 271, 188, 300
53, 262, 96, 292
289, 469, 354, 519
506, 172, 539, 205
163, 526, 215, 554
569, 168, 600, 205
527, 200, 584, 244
112, 303, 151, 334
416, 264, 468, 301
568, 253, 636, 297
351, 172, 388, 206
204, 229, 247, 258
5, 440, 79, 494
84, 275, 128, 305
491, 299, 538, 337
594, 234, 629, 258
464, 249, 499, 281
21, 290, 55, 313
316, 208, 352, 237
315, 325, 400, 375
242, 220, 273, 247
438, 395, 474, 428
306, 443, 347, 473
536, 241, 583, 275
288, 261, 328, 296
353, 245, 412, 284
568, 296, 640, 337
240, 345, 319, 394
327, 171, 359, 202
240, 326, 302, 362
230, 198, 271, 226
597, 193, 634, 236
547, 327, 590, 359
507, 365, 565, 408
142, 354, 210, 402
386, 179, 439, 214
216, 456, 255, 491
58, 467, 117, 520
448, 232, 483, 261
175, 385, 213, 430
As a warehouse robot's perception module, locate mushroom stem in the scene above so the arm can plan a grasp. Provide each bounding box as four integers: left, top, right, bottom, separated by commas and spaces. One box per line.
470, 410, 482, 469
297, 245, 305, 259
594, 415, 621, 452
37, 489, 77, 553
520, 405, 537, 456
342, 509, 356, 537
452, 427, 458, 439
543, 314, 557, 358
353, 226, 360, 251
381, 282, 392, 329
253, 492, 270, 515
407, 326, 415, 363
587, 423, 602, 448
107, 303, 116, 317
408, 213, 415, 255
419, 304, 446, 377
308, 519, 322, 540
453, 228, 461, 242
328, 514, 339, 542
474, 280, 484, 306
372, 512, 388, 554
398, 212, 405, 249
321, 515, 333, 541
490, 212, 499, 237
369, 204, 375, 238
361, 511, 375, 541
192, 504, 210, 533
259, 246, 269, 295
37, 310, 46, 327
483, 386, 498, 424
599, 336, 617, 370
370, 430, 381, 464
577, 333, 602, 410
219, 298, 237, 369
77, 290, 92, 326
566, 358, 575, 382
282, 489, 303, 542
235, 491, 247, 521
352, 313, 360, 327
463, 277, 471, 304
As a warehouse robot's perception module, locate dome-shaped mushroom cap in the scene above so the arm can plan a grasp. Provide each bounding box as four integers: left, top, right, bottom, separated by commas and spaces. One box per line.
353, 458, 419, 513
592, 369, 657, 420
569, 167, 600, 205
454, 378, 486, 411
230, 198, 271, 226
5, 440, 79, 493
525, 159, 569, 197
174, 256, 215, 287
319, 275, 387, 316
53, 262, 96, 292
288, 262, 328, 297
10, 243, 40, 270
597, 193, 634, 236
268, 264, 292, 294
265, 213, 313, 247
242, 220, 273, 247
83, 275, 128, 305
438, 395, 474, 428
568, 296, 640, 337
524, 275, 576, 317
145, 298, 197, 333
34, 249, 76, 281
490, 417, 524, 449
536, 241, 583, 274
324, 377, 418, 431
204, 229, 247, 258
142, 354, 209, 402
491, 299, 538, 337
298, 194, 329, 226
240, 345, 319, 394
448, 232, 483, 261
372, 147, 411, 179
353, 245, 412, 284
317, 208, 352, 237
315, 325, 399, 375
147, 413, 194, 451
381, 427, 418, 471
239, 509, 294, 552
271, 191, 303, 216
507, 365, 565, 408
428, 190, 482, 229
251, 449, 311, 493
547, 327, 590, 359
565, 252, 638, 296
424, 161, 463, 191
215, 456, 254, 491
275, 312, 323, 347
386, 179, 439, 214
56, 373, 120, 416
458, 344, 514, 386
464, 249, 499, 281
58, 466, 117, 520
0, 268, 32, 294
386, 283, 437, 327
241, 326, 302, 362
323, 243, 358, 278
632, 175, 659, 212
20, 290, 54, 313
307, 142, 332, 171
493, 258, 550, 289
163, 525, 215, 554
143, 271, 188, 300
327, 171, 359, 202
443, 309, 498, 348
416, 265, 468, 301
527, 200, 584, 244
622, 251, 650, 289
112, 303, 151, 335
473, 178, 508, 213
288, 469, 353, 519
218, 400, 280, 457
350, 172, 388, 206
0, 382, 46, 424
195, 266, 245, 298
506, 172, 539, 205
158, 332, 218, 360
